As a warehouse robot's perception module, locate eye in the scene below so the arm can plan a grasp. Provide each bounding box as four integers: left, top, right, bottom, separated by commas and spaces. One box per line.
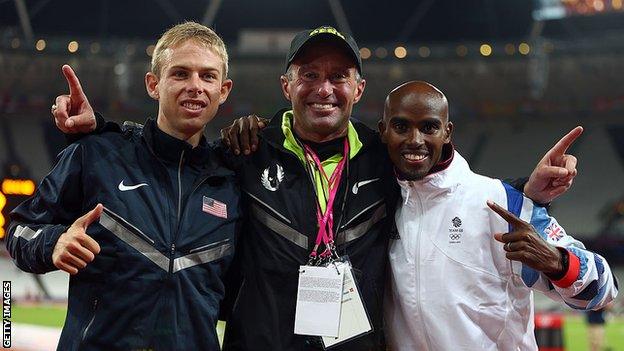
173, 70, 187, 78
202, 72, 217, 81
422, 122, 440, 134
330, 72, 348, 83
391, 121, 408, 134
301, 71, 318, 81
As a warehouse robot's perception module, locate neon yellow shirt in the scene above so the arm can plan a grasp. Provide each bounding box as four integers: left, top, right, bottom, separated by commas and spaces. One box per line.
281, 110, 362, 213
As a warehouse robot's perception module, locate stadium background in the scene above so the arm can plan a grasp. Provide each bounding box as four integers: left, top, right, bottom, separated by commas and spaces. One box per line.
1, 0, 623, 349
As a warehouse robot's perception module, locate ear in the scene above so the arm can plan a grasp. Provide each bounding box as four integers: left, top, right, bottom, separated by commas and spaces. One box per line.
352, 78, 366, 104
280, 75, 291, 101
145, 72, 159, 100
219, 78, 233, 105
444, 121, 454, 144
378, 119, 388, 143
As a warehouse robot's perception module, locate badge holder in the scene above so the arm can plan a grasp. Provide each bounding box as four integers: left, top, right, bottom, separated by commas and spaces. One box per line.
320, 256, 373, 349
295, 139, 372, 345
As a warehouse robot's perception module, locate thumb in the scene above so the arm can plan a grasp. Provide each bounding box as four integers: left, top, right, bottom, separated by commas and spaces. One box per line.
66, 112, 96, 132
493, 233, 504, 243
77, 204, 103, 228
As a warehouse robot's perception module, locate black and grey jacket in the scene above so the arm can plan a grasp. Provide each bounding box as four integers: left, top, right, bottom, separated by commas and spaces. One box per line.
222, 110, 397, 351
7, 118, 241, 351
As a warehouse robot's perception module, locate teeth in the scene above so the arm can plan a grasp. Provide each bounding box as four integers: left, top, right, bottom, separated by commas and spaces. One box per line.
183, 102, 202, 110
404, 154, 427, 161
310, 103, 334, 110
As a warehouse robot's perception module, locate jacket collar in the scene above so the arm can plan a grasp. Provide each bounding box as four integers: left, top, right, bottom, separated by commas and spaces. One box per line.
142, 118, 213, 167
397, 146, 469, 202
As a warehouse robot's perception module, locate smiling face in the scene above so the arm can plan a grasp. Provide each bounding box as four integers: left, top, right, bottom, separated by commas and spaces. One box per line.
146, 39, 232, 146
379, 81, 453, 180
280, 41, 366, 143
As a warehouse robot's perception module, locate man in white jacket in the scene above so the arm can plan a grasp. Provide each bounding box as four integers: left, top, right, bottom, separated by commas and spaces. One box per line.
379, 81, 618, 350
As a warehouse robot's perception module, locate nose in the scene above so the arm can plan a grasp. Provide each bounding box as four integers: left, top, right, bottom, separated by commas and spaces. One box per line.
406, 128, 424, 146
316, 79, 333, 98
186, 73, 203, 95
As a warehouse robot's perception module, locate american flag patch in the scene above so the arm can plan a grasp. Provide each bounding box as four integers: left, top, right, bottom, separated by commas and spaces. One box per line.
545, 221, 565, 241
202, 196, 227, 219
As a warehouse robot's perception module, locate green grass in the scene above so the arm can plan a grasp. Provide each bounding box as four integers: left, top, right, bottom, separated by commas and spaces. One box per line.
11, 304, 67, 328
10, 305, 624, 350
11, 304, 226, 344
563, 314, 624, 351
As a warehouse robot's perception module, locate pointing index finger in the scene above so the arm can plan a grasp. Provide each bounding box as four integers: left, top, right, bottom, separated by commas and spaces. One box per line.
548, 126, 583, 158
62, 64, 86, 99
486, 200, 525, 228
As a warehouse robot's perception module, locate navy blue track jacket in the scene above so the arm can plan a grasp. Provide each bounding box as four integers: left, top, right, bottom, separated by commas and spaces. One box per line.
6, 118, 241, 350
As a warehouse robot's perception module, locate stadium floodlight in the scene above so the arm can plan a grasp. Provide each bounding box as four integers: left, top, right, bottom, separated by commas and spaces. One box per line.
35, 39, 46, 51
394, 46, 407, 59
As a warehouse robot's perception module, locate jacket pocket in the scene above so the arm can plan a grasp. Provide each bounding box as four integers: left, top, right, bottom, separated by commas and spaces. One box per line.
81, 298, 98, 343
172, 238, 233, 273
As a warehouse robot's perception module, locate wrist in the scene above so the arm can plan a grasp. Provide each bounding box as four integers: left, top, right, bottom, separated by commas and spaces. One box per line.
547, 248, 581, 288
544, 247, 567, 279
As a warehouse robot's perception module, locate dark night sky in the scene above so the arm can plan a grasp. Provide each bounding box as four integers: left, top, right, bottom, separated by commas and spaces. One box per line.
0, 0, 535, 43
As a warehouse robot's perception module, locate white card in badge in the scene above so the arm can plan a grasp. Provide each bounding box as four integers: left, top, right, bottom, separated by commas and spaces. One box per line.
294, 264, 345, 337
322, 259, 372, 349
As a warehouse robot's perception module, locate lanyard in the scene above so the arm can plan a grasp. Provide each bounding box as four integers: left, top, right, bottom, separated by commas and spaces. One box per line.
303, 138, 349, 264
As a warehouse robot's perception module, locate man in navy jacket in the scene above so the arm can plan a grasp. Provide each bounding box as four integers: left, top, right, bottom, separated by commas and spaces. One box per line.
6, 22, 240, 350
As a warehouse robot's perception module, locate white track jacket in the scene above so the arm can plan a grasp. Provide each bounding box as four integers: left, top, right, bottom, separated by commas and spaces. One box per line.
385, 151, 618, 351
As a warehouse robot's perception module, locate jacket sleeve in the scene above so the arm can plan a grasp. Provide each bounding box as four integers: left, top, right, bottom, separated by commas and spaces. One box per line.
64, 112, 121, 144
6, 143, 85, 274
502, 182, 618, 310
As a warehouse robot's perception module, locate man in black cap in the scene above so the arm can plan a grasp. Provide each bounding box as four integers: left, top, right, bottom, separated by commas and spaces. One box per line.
220, 26, 395, 350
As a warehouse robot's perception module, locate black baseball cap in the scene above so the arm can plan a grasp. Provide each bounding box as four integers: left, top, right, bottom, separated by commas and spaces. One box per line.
285, 26, 362, 75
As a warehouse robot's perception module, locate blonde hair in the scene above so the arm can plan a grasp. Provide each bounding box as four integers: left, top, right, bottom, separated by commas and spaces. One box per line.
151, 21, 229, 78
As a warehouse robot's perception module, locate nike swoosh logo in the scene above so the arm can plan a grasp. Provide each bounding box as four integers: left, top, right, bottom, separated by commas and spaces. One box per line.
352, 178, 380, 194
118, 181, 149, 192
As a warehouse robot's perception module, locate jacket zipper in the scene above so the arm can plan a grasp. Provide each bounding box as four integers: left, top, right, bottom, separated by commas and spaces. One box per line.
168, 150, 185, 274
176, 150, 185, 223
413, 190, 433, 351
81, 298, 98, 342
170, 151, 222, 272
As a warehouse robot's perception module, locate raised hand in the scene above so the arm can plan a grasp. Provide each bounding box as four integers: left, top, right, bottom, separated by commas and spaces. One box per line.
52, 204, 103, 274
524, 126, 583, 204
220, 114, 268, 155
487, 200, 563, 275
52, 65, 97, 134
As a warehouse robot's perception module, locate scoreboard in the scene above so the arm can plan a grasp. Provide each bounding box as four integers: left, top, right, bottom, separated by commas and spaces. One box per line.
0, 178, 35, 239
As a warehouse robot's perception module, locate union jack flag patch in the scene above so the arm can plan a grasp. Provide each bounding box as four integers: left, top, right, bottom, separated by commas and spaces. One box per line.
202, 196, 227, 219
544, 221, 565, 241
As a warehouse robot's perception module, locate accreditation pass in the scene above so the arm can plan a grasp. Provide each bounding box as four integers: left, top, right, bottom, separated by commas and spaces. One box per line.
322, 260, 372, 348
294, 264, 345, 337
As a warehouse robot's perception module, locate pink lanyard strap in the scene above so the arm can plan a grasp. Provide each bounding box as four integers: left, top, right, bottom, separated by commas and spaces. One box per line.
303, 138, 349, 259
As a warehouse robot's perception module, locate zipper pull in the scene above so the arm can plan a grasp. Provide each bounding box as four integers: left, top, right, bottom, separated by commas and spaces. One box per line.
171, 243, 176, 256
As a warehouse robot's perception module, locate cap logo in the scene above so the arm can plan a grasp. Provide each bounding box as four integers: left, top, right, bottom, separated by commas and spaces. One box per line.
309, 26, 345, 40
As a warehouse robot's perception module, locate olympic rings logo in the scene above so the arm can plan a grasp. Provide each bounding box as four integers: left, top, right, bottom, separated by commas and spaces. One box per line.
449, 233, 461, 241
